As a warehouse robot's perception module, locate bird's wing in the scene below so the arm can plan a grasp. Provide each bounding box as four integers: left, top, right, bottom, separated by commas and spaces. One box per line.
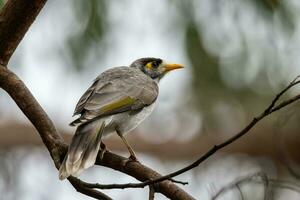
71, 67, 158, 126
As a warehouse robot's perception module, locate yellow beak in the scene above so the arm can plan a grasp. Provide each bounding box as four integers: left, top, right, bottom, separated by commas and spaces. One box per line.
164, 63, 184, 72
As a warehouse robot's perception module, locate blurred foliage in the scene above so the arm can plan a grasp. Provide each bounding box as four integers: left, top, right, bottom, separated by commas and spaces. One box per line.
255, 0, 280, 11
0, 151, 23, 200
67, 0, 107, 71
173, 1, 280, 127
254, 0, 295, 33
0, 0, 4, 9
63, 0, 298, 128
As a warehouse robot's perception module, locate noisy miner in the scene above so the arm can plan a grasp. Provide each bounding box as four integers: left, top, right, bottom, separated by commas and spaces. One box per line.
59, 57, 183, 180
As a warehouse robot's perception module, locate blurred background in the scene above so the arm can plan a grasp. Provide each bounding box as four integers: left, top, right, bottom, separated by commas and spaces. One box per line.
1, 0, 300, 199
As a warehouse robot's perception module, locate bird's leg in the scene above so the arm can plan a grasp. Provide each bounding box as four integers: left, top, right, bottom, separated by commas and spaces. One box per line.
100, 141, 107, 150
116, 128, 138, 161
99, 141, 107, 161
94, 122, 107, 162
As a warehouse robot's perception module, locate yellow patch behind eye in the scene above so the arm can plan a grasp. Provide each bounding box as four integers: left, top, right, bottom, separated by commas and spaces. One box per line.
146, 62, 152, 69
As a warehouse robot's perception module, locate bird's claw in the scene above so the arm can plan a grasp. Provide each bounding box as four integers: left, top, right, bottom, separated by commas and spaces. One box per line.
129, 154, 139, 162
121, 156, 140, 167
99, 142, 107, 162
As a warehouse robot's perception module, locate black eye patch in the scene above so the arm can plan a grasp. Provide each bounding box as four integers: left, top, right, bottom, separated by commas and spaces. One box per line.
152, 61, 158, 68
152, 59, 162, 68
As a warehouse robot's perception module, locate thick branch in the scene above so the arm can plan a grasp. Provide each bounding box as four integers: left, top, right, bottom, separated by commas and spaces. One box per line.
68, 177, 113, 200
0, 67, 111, 200
0, 0, 46, 66
0, 66, 64, 167
96, 152, 193, 200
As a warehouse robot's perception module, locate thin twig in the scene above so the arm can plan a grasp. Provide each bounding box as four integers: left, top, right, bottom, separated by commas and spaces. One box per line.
149, 185, 155, 200
77, 179, 150, 190
265, 77, 300, 113
235, 184, 244, 200
69, 177, 112, 200
114, 75, 300, 188
170, 178, 189, 185
212, 172, 266, 200
79, 176, 188, 190
212, 172, 300, 200
83, 76, 300, 191
0, 66, 113, 200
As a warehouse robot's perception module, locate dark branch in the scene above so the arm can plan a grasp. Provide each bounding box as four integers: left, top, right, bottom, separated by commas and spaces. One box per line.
68, 177, 113, 200
148, 185, 155, 200
77, 176, 187, 190
69, 75, 300, 194
235, 184, 244, 200
0, 66, 64, 168
0, 0, 112, 198
95, 151, 195, 200
0, 0, 46, 66
0, 66, 111, 200
265, 76, 300, 113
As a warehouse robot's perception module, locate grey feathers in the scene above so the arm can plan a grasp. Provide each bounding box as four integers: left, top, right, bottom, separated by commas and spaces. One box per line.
71, 67, 158, 126
59, 120, 105, 180
59, 66, 159, 179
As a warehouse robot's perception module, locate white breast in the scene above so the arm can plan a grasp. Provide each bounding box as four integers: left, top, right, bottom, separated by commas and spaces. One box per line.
105, 103, 156, 136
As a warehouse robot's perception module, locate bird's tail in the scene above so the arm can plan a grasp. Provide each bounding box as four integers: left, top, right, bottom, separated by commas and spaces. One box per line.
59, 120, 105, 180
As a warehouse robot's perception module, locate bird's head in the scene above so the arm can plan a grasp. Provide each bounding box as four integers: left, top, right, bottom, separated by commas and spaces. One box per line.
130, 57, 183, 81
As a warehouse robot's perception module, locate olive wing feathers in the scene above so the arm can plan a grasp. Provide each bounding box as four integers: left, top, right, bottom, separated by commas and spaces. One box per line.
71, 67, 158, 126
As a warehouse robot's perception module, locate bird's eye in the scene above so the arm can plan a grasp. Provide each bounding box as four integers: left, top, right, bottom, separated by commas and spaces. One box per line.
152, 61, 159, 68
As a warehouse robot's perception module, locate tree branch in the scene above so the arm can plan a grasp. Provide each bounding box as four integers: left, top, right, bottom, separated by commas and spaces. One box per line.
95, 151, 194, 199
0, 0, 46, 66
148, 185, 155, 200
0, 66, 64, 167
68, 177, 113, 200
0, 66, 112, 200
0, 1, 112, 198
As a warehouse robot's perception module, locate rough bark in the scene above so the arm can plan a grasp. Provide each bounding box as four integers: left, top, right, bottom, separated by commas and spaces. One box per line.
0, 0, 46, 66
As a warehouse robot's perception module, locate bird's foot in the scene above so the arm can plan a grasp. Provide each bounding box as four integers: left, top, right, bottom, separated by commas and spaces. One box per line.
100, 141, 107, 150
129, 154, 139, 162
99, 142, 107, 162
121, 155, 140, 167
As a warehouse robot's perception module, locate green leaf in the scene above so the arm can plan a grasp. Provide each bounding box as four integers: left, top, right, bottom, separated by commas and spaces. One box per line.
0, 0, 4, 9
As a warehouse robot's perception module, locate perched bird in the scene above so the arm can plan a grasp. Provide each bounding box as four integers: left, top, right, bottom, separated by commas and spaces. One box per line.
59, 57, 183, 180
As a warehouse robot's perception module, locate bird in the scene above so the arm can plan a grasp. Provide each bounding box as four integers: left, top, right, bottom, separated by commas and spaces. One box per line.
59, 57, 183, 180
